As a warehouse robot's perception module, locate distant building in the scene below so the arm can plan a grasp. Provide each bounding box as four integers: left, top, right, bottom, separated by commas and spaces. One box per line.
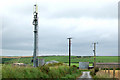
79, 62, 89, 69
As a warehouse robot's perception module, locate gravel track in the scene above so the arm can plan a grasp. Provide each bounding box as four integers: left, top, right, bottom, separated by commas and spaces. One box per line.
77, 71, 93, 80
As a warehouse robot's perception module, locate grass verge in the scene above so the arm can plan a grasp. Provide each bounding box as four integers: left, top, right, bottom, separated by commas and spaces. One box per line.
2, 63, 82, 79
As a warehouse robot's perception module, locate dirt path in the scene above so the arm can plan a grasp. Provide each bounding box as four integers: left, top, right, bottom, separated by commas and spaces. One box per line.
77, 71, 93, 80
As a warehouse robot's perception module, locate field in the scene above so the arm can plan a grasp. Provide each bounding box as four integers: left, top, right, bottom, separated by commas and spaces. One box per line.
1, 56, 119, 67
94, 70, 120, 79
1, 56, 119, 79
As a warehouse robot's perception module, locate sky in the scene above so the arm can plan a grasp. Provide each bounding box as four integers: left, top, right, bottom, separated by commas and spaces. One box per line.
0, 0, 119, 56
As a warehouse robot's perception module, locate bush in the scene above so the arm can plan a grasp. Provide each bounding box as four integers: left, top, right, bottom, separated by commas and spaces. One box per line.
38, 65, 50, 73
2, 64, 49, 78
90, 69, 94, 76
2, 64, 81, 78
69, 66, 77, 74
48, 68, 61, 78
90, 67, 99, 76
95, 68, 99, 73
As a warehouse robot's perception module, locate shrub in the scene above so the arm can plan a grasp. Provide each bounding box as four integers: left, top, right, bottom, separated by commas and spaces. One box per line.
2, 64, 49, 78
69, 66, 77, 74
2, 64, 81, 78
95, 67, 99, 73
90, 69, 94, 76
48, 68, 61, 78
38, 65, 50, 73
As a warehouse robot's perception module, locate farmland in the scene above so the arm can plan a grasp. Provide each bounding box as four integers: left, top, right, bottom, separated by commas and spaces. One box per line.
1, 56, 119, 79
1, 56, 119, 67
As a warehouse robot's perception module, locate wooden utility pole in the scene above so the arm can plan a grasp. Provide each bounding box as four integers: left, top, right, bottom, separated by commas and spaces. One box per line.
93, 43, 96, 74
67, 38, 72, 67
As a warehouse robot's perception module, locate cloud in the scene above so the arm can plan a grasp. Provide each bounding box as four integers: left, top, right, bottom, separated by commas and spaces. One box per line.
1, 0, 118, 56
38, 0, 118, 19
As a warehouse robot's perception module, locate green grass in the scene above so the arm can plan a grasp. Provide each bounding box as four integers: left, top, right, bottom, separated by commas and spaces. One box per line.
71, 63, 79, 67
2, 56, 117, 68
2, 63, 82, 78
89, 63, 93, 66
2, 56, 119, 65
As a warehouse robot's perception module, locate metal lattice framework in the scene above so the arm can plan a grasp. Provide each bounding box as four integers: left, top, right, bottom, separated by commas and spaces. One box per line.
32, 4, 39, 67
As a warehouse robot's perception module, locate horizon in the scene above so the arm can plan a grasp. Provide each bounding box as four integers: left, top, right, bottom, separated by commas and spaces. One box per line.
1, 55, 119, 57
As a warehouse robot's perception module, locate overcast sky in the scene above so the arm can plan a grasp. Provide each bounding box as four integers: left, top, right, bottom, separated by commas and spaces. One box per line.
0, 0, 119, 56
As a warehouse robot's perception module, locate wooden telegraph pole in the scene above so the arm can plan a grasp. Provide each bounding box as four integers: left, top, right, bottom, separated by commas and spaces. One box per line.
67, 38, 72, 67
93, 42, 96, 75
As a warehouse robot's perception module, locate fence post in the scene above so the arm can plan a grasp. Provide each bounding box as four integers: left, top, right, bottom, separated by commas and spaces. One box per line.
108, 67, 110, 74
113, 67, 115, 80
105, 68, 106, 73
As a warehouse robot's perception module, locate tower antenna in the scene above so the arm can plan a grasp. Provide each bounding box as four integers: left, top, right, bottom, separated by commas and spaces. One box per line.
32, 4, 39, 67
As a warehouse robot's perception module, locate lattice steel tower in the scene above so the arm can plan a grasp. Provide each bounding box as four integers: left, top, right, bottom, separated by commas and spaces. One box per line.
32, 4, 39, 67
